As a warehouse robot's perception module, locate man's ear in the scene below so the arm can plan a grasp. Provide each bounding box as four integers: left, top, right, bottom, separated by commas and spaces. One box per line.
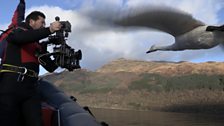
29, 19, 35, 27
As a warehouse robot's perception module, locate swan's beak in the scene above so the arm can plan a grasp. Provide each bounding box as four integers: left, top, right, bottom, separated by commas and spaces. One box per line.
146, 47, 158, 53
146, 50, 154, 53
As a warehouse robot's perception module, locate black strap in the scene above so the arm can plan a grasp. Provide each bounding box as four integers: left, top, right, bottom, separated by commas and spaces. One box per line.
1, 65, 38, 78
0, 27, 15, 39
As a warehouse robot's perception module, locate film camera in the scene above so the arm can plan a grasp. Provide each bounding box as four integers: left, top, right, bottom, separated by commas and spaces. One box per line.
43, 17, 82, 71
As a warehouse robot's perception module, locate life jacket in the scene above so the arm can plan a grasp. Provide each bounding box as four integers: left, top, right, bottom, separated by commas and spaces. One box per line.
0, 27, 15, 62
0, 0, 25, 63
14, 25, 42, 64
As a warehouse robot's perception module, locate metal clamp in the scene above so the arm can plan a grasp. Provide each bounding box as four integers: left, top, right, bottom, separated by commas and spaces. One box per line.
19, 67, 28, 75
17, 67, 27, 82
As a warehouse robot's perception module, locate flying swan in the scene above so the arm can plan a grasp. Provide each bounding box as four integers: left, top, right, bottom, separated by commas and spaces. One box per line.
113, 6, 224, 53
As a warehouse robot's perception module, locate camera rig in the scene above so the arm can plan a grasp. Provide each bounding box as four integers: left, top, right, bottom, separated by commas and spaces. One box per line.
39, 17, 82, 71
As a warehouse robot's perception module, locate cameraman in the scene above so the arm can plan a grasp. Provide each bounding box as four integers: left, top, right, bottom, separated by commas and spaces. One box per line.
0, 8, 61, 126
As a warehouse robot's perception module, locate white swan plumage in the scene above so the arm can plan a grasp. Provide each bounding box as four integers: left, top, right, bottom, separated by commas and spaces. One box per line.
113, 6, 224, 53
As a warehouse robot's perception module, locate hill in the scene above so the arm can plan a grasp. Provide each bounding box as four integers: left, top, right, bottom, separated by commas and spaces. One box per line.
42, 58, 224, 114
97, 58, 224, 76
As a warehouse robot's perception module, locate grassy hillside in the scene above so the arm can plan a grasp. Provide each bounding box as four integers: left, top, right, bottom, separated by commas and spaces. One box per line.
42, 59, 224, 113
44, 71, 224, 93
129, 73, 224, 92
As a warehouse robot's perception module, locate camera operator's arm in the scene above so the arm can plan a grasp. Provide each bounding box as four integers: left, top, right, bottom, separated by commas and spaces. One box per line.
7, 21, 62, 45
7, 28, 51, 44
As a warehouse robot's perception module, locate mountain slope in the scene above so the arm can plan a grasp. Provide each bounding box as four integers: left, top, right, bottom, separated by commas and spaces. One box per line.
97, 58, 224, 76
42, 59, 224, 113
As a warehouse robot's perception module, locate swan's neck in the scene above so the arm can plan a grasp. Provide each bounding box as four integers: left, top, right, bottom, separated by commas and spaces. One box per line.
154, 44, 178, 51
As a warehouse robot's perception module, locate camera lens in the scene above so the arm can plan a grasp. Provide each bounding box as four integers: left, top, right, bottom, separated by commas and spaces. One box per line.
75, 50, 82, 60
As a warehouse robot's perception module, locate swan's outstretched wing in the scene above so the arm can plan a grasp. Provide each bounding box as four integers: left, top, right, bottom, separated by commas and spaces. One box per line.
114, 6, 205, 37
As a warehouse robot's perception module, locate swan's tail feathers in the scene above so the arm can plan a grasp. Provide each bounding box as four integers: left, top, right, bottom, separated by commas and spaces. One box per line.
206, 25, 224, 32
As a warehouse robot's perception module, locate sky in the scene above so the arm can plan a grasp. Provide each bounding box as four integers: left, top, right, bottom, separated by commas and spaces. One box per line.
1, 0, 224, 75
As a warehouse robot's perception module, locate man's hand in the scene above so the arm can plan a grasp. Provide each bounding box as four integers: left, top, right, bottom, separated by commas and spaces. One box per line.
49, 21, 62, 33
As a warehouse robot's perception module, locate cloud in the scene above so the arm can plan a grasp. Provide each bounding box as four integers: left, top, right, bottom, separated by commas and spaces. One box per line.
14, 0, 224, 72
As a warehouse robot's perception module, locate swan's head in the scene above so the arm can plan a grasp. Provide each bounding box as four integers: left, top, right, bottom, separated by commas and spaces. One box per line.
146, 44, 157, 53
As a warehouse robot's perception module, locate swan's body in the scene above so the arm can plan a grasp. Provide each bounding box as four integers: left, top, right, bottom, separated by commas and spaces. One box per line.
113, 6, 224, 53
148, 26, 224, 53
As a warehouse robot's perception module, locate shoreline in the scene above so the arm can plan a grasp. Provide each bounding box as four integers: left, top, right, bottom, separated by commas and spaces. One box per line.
67, 89, 224, 115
